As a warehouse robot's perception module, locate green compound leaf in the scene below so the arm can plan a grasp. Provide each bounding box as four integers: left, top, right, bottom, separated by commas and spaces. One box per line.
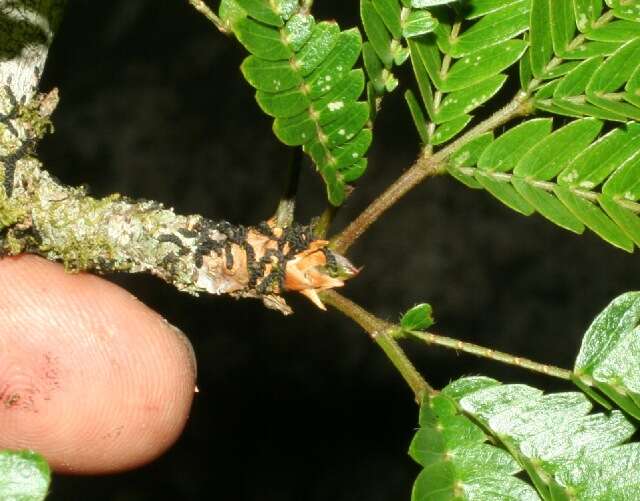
586, 37, 640, 121
358, 0, 449, 106
0, 450, 51, 501
574, 292, 640, 419
447, 118, 640, 253
222, 1, 372, 205
401, 303, 434, 331
406, 3, 528, 147
441, 376, 639, 500
528, 1, 640, 121
409, 391, 540, 501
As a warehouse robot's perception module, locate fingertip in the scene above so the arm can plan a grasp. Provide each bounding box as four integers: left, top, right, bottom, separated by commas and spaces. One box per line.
0, 255, 197, 474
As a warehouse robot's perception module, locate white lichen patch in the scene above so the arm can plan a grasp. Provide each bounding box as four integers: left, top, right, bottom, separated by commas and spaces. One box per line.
577, 14, 589, 31
327, 101, 344, 112
0, 123, 21, 156
563, 170, 579, 184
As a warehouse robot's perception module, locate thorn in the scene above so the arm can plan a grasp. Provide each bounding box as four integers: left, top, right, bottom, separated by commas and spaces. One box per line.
300, 288, 327, 310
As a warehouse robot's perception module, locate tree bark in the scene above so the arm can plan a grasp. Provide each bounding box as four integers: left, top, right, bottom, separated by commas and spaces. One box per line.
0, 0, 65, 102
0, 1, 356, 314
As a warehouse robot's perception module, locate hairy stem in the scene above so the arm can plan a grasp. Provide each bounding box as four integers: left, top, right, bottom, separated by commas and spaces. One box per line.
320, 289, 575, 396
331, 92, 534, 254
403, 330, 573, 381
320, 290, 434, 401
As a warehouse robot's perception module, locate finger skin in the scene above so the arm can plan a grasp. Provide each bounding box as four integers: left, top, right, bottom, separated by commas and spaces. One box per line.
0, 255, 197, 474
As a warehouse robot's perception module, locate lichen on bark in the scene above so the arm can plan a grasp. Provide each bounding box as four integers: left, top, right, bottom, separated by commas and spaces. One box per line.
0, 1, 357, 315
0, 85, 357, 313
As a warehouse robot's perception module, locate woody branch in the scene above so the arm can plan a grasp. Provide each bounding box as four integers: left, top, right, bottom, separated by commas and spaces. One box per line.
0, 0, 356, 315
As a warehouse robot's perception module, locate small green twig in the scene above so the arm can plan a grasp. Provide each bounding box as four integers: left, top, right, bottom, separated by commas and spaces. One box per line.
187, 0, 229, 33
274, 148, 303, 227
331, 92, 533, 254
320, 288, 575, 398
320, 290, 434, 401
525, 10, 615, 95
402, 330, 573, 381
313, 205, 338, 239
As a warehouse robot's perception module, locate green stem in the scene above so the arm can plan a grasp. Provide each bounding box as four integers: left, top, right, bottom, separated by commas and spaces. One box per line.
330, 92, 533, 254
320, 290, 434, 401
313, 205, 338, 239
187, 0, 229, 33
404, 330, 572, 381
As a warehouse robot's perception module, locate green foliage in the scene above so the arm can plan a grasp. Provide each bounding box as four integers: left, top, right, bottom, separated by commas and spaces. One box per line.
0, 450, 50, 501
447, 378, 639, 500
401, 0, 640, 253
528, 1, 640, 121
400, 302, 434, 331
574, 292, 640, 419
412, 376, 640, 500
446, 118, 640, 252
409, 288, 640, 500
219, 0, 372, 205
407, 1, 529, 145
27, 1, 639, 499
359, 0, 446, 100
409, 386, 540, 500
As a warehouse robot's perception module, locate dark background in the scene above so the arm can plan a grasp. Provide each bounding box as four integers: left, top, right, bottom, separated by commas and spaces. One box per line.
37, 1, 640, 499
